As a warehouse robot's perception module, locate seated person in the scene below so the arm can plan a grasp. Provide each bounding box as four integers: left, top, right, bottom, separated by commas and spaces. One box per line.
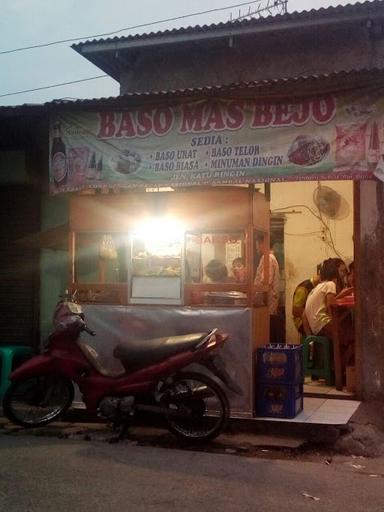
292, 266, 321, 336
333, 257, 349, 292
232, 257, 246, 283
303, 257, 354, 366
347, 261, 355, 288
204, 259, 229, 283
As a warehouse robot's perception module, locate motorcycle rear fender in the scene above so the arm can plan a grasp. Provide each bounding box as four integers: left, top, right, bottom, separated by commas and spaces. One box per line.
9, 354, 55, 381
202, 355, 242, 395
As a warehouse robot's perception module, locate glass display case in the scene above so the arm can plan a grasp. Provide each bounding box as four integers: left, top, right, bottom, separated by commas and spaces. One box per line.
185, 230, 248, 306
73, 232, 129, 304
130, 223, 184, 304
75, 232, 128, 284
69, 187, 270, 314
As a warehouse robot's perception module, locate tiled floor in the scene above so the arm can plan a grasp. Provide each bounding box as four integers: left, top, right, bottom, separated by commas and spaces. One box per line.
254, 376, 360, 425
256, 396, 360, 425
303, 377, 355, 398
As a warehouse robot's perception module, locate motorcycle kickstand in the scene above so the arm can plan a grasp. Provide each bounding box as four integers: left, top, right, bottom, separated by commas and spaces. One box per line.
109, 422, 130, 444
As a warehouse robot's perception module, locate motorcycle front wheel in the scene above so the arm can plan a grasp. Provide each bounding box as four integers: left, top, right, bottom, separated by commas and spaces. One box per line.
3, 375, 74, 428
162, 371, 230, 442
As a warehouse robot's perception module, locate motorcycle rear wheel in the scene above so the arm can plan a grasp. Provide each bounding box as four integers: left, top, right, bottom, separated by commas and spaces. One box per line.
162, 371, 230, 442
3, 375, 74, 428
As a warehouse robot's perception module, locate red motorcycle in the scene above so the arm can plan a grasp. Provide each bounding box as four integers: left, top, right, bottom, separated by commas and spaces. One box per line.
3, 294, 234, 442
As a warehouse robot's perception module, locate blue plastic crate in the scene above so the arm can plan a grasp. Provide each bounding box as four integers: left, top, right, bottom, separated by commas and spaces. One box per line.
256, 382, 303, 419
256, 344, 303, 384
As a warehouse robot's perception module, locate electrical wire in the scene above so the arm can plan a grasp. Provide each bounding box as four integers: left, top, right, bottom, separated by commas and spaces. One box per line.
0, 1, 275, 56
0, 2, 285, 98
0, 75, 109, 99
272, 203, 347, 259
284, 231, 323, 236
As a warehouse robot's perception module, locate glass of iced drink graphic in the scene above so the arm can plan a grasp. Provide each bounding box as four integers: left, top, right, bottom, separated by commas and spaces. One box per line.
69, 147, 90, 184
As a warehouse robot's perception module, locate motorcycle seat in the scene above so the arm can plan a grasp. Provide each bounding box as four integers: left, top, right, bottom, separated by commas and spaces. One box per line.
114, 332, 208, 372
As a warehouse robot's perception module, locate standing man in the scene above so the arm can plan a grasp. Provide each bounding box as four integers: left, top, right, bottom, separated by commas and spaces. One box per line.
254, 234, 280, 343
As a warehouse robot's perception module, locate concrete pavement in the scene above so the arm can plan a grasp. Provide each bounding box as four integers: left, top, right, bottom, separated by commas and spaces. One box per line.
1, 401, 383, 457
0, 414, 308, 457
1, 434, 384, 512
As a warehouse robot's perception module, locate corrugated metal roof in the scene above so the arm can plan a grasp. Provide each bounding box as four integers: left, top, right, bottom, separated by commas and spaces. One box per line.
46, 68, 384, 105
72, 0, 384, 50
1, 68, 383, 114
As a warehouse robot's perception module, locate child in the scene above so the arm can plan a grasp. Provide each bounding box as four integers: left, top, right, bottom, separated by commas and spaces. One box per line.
232, 257, 246, 283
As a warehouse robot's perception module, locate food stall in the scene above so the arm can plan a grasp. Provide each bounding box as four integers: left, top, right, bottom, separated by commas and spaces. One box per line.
68, 186, 270, 417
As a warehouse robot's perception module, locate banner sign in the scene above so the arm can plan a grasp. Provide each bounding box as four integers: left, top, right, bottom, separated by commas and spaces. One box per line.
49, 91, 382, 193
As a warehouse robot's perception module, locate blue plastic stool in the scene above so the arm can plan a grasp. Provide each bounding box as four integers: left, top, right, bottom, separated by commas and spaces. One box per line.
0, 345, 34, 398
302, 335, 334, 386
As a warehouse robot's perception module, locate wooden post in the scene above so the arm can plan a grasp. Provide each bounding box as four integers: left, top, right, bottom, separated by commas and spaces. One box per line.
247, 184, 254, 307
353, 180, 362, 399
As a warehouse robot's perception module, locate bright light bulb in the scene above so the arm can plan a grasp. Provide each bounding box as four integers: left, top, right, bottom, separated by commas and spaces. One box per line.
133, 218, 184, 239
133, 217, 184, 255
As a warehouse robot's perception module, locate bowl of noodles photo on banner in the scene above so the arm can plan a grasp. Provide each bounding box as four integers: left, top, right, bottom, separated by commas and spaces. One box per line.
287, 134, 330, 168
110, 149, 142, 176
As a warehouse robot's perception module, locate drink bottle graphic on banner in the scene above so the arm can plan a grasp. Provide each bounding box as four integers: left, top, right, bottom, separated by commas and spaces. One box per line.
96, 155, 103, 180
367, 121, 380, 171
51, 123, 68, 186
87, 151, 97, 180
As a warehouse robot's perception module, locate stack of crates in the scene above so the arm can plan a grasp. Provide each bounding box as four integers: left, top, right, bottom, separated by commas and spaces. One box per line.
256, 344, 304, 419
